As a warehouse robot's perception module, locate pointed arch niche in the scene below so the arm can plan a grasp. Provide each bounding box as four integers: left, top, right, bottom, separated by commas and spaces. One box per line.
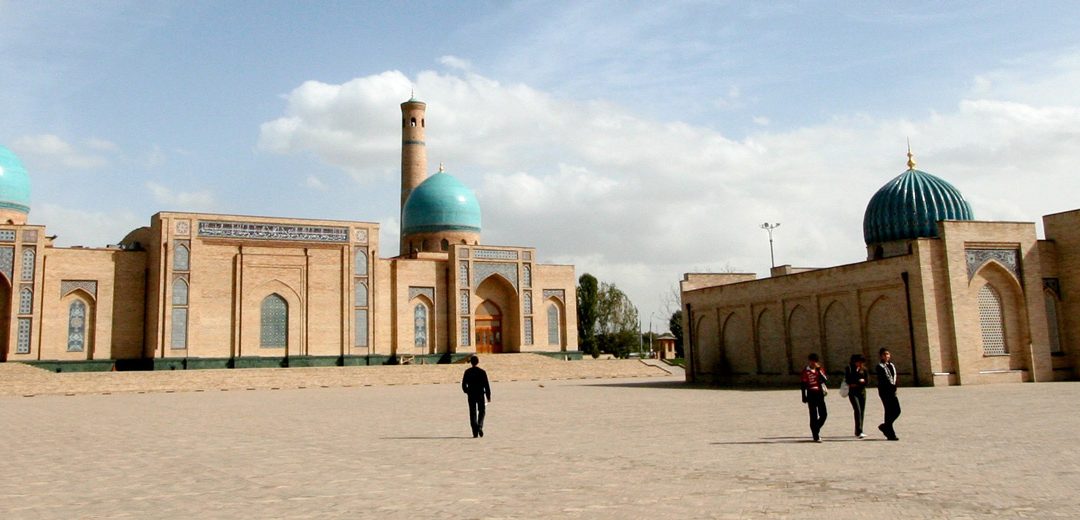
243, 280, 302, 357
971, 261, 1028, 372
475, 275, 519, 353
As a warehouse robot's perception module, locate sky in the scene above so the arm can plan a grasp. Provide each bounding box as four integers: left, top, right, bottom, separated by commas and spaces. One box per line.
3, 1, 1080, 331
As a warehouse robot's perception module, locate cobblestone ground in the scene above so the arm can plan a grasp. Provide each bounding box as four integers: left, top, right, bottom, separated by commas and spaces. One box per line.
2, 369, 1079, 519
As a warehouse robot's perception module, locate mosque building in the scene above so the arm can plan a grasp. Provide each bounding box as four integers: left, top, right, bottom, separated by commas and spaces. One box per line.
0, 97, 578, 367
681, 149, 1080, 385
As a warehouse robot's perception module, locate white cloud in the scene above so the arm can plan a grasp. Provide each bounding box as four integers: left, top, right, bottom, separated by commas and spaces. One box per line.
11, 134, 113, 170
32, 203, 143, 247
439, 55, 472, 71
258, 53, 1080, 325
146, 181, 215, 211
304, 175, 326, 190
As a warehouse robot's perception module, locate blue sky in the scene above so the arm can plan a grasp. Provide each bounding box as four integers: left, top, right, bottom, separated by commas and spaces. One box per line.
4, 1, 1080, 327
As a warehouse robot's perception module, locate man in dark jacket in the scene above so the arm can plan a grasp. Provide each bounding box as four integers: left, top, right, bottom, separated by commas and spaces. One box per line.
875, 348, 901, 441
461, 355, 491, 438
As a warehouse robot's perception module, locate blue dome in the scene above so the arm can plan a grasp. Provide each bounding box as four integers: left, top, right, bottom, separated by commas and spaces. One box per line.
0, 145, 31, 214
402, 171, 481, 235
863, 167, 973, 245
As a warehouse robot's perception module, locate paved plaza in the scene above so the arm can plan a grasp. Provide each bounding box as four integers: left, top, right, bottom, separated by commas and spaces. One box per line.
2, 367, 1079, 519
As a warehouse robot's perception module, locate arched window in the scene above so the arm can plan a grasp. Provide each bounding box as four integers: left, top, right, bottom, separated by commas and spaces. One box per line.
547, 304, 560, 345
174, 244, 190, 271
1045, 290, 1063, 354
410, 117, 417, 127
414, 303, 428, 348
355, 282, 368, 307
523, 264, 532, 287
978, 285, 1007, 355
20, 248, 35, 281
19, 287, 32, 314
173, 278, 189, 305
354, 248, 368, 276
441, 238, 449, 251
67, 300, 87, 352
260, 294, 288, 348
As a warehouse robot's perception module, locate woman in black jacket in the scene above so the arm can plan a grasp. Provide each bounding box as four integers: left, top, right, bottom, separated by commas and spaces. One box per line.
844, 354, 869, 438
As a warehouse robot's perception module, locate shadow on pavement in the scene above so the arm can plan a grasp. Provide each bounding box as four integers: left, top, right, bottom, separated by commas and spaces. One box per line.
710, 436, 889, 445
380, 436, 475, 440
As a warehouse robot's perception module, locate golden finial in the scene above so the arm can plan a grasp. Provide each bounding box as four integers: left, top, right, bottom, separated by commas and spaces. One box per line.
906, 138, 916, 170
438, 162, 445, 173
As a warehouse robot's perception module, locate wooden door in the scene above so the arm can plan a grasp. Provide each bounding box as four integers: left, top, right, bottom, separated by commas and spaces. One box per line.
475, 318, 502, 354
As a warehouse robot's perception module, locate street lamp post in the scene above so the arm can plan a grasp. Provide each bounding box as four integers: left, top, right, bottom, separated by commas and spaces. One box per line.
761, 222, 781, 268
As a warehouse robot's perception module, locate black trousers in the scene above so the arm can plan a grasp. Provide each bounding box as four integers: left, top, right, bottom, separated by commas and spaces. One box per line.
879, 391, 901, 437
848, 390, 866, 435
468, 395, 486, 436
805, 391, 827, 440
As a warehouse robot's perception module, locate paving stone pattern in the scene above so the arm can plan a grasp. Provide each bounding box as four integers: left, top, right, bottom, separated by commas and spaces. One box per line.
2, 365, 1079, 519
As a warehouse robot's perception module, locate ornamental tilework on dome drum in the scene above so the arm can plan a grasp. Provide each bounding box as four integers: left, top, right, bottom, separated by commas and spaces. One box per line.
966, 249, 1020, 280
472, 262, 518, 291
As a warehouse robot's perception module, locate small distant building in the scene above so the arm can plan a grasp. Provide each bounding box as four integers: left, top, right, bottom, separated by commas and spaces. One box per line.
655, 332, 677, 360
682, 149, 1077, 386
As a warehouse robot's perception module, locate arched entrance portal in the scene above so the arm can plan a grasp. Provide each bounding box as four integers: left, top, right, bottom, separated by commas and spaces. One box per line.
475, 300, 502, 354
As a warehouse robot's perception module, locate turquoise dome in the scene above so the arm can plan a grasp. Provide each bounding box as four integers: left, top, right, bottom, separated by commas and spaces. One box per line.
402, 171, 482, 235
0, 145, 31, 214
863, 167, 973, 245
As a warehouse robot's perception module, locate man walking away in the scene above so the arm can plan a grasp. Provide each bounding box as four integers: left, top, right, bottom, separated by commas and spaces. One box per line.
461, 355, 491, 438
875, 348, 901, 441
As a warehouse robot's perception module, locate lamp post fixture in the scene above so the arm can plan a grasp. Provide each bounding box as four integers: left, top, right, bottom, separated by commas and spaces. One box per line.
761, 222, 781, 268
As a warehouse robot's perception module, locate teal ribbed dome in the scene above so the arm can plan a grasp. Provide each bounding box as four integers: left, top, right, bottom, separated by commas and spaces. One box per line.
863, 167, 973, 245
402, 171, 481, 235
0, 145, 31, 214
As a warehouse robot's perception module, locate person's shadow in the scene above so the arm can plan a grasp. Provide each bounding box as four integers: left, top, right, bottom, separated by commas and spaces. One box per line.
710, 436, 887, 445
380, 436, 475, 440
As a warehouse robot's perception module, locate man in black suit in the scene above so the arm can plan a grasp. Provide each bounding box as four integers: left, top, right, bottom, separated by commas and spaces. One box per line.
875, 348, 901, 441
461, 355, 491, 438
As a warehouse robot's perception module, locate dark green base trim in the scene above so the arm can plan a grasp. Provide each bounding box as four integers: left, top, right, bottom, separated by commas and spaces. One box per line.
524, 351, 583, 361
22, 360, 116, 373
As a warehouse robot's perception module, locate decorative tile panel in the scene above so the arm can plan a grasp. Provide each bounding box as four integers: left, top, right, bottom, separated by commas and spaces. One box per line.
966, 249, 1020, 280
171, 308, 188, 349
524, 317, 534, 345
21, 229, 38, 242
472, 262, 518, 291
198, 220, 349, 243
0, 230, 15, 242
474, 249, 518, 260
16, 318, 31, 354
460, 248, 469, 258
978, 285, 1007, 355
260, 295, 288, 348
543, 289, 566, 303
20, 248, 34, 281
460, 318, 471, 346
173, 242, 190, 271
524, 251, 532, 261
0, 246, 13, 281
460, 289, 470, 315
174, 219, 191, 236
67, 301, 87, 352
524, 264, 532, 287
548, 304, 560, 345
354, 228, 368, 243
355, 309, 368, 347
458, 261, 469, 287
355, 247, 368, 276
409, 286, 435, 302
523, 290, 533, 315
61, 280, 98, 300
19, 286, 32, 314
172, 278, 189, 306
414, 304, 428, 348
355, 282, 368, 307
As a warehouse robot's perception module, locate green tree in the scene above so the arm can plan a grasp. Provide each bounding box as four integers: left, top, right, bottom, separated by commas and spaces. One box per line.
669, 310, 684, 358
576, 273, 600, 358
596, 282, 639, 358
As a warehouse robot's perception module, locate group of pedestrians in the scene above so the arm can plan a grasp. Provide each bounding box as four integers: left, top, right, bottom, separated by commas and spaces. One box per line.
799, 348, 902, 442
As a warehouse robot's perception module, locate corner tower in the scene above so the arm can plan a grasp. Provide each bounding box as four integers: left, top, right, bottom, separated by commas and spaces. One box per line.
400, 96, 427, 253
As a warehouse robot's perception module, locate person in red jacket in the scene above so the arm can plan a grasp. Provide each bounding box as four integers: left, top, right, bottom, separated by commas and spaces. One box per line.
800, 353, 828, 442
